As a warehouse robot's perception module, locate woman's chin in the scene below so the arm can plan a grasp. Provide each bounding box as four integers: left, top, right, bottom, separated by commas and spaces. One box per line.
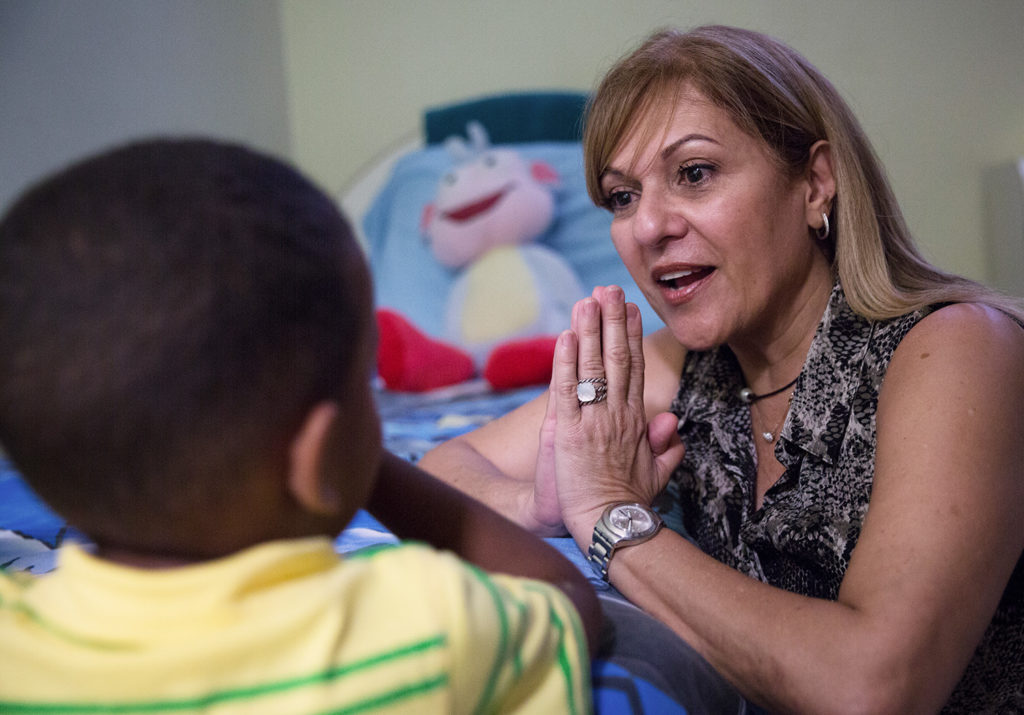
663, 315, 730, 354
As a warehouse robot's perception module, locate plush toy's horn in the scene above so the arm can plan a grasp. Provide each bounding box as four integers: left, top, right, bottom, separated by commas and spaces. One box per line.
466, 121, 490, 153
443, 135, 471, 163
445, 121, 493, 163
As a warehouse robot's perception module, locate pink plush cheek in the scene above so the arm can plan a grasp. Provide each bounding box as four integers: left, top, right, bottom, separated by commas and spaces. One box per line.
420, 203, 436, 235
530, 161, 559, 184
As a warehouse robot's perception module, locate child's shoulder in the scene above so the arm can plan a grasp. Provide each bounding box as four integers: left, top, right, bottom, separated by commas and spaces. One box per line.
342, 540, 475, 581
342, 540, 562, 607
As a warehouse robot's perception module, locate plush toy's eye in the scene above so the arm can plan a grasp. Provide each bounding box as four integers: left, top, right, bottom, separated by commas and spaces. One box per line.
443, 172, 457, 185
482, 154, 497, 168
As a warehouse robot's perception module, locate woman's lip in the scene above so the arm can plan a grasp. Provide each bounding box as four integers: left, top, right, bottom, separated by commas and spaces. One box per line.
652, 265, 715, 304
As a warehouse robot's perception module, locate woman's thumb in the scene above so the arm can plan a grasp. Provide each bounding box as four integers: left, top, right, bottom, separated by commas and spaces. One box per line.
648, 412, 684, 480
647, 412, 679, 455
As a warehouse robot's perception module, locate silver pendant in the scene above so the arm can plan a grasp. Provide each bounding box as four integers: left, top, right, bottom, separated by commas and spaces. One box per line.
761, 431, 775, 442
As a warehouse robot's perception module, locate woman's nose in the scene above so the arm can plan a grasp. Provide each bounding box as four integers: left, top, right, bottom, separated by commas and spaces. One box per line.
631, 193, 686, 247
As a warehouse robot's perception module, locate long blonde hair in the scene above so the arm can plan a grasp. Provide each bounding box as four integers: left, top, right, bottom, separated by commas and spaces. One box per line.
583, 26, 1024, 322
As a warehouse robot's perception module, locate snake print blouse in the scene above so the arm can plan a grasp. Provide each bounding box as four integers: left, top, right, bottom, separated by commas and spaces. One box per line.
663, 283, 1023, 713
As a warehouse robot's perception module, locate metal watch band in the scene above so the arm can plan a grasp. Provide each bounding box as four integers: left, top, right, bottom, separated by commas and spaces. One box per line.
587, 526, 617, 581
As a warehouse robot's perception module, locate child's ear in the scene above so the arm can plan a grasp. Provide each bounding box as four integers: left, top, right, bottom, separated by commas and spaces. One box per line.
287, 401, 343, 515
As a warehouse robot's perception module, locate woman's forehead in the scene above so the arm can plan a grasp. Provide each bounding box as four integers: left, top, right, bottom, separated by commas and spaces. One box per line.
608, 87, 735, 174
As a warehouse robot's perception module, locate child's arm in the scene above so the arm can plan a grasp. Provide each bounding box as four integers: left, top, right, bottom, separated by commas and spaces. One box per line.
367, 451, 602, 655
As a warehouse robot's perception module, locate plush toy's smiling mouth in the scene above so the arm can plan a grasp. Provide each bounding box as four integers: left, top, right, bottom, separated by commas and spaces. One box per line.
442, 185, 511, 222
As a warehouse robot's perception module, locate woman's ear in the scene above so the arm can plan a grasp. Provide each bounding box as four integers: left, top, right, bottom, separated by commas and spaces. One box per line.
287, 401, 343, 515
804, 140, 836, 234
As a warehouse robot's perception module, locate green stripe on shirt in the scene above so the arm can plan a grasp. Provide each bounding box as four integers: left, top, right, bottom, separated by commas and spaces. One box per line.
524, 582, 586, 715
464, 564, 511, 715
316, 673, 449, 715
0, 635, 447, 714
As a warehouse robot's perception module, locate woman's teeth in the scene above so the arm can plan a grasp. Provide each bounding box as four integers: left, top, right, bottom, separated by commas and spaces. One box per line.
661, 269, 695, 281
659, 269, 695, 289
658, 267, 710, 289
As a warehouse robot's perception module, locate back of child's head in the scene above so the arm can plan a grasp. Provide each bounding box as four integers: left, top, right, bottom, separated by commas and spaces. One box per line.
0, 138, 371, 551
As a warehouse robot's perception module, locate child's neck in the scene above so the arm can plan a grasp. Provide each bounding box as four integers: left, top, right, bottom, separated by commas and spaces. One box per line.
95, 545, 203, 569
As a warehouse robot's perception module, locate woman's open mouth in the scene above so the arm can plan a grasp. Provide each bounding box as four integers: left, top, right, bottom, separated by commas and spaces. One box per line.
657, 266, 713, 289
654, 266, 715, 302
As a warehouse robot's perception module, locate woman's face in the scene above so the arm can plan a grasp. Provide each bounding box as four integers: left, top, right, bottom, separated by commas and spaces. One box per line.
599, 87, 832, 355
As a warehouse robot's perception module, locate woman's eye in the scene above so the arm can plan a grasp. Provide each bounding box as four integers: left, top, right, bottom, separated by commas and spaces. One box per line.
605, 190, 634, 211
678, 163, 712, 185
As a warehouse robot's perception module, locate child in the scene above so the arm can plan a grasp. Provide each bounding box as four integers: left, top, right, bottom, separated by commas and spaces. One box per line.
0, 139, 600, 713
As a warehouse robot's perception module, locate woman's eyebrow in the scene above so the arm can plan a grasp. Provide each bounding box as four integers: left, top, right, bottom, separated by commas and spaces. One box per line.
599, 168, 627, 184
660, 133, 719, 161
601, 133, 720, 186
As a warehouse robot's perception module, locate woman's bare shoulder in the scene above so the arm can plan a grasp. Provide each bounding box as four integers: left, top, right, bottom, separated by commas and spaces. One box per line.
894, 302, 1024, 370
884, 302, 1024, 416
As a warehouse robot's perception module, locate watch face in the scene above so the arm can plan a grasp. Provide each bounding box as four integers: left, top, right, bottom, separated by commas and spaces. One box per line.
608, 504, 658, 537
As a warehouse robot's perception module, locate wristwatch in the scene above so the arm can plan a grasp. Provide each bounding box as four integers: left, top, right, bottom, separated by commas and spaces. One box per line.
587, 502, 663, 582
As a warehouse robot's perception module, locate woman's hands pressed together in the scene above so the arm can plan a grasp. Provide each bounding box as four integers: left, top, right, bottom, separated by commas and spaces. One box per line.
545, 286, 685, 547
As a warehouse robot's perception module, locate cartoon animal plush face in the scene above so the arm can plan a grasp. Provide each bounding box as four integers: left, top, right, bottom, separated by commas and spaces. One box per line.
422, 126, 558, 269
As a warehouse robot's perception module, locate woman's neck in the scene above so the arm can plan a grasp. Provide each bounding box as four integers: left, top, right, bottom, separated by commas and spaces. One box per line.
731, 275, 833, 394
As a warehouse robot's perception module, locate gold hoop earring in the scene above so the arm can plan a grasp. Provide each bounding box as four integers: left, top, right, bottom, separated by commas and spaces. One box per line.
816, 212, 830, 240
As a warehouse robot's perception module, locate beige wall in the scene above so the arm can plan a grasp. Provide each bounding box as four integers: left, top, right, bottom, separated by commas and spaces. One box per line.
4, 1, 1021, 284
1, 0, 289, 215
280, 0, 1024, 284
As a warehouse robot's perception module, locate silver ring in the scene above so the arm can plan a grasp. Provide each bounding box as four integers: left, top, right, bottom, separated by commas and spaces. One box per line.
577, 377, 608, 406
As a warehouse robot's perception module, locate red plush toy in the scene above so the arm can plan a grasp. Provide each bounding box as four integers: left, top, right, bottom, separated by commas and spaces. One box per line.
376, 123, 584, 392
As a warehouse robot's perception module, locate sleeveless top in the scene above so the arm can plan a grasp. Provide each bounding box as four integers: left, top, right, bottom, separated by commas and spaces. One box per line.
663, 283, 1023, 713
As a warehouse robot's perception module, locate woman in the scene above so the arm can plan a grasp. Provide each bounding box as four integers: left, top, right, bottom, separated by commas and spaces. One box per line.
419, 26, 1024, 713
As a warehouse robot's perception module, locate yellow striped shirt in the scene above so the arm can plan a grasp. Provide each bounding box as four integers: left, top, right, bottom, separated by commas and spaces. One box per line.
0, 537, 591, 714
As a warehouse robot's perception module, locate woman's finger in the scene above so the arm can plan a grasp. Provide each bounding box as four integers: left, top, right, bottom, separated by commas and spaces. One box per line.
596, 285, 630, 406
626, 302, 645, 405
553, 328, 583, 425
573, 296, 604, 380
525, 358, 564, 533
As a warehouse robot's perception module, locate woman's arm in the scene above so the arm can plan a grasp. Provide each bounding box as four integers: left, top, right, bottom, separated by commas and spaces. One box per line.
366, 450, 603, 655
561, 300, 1024, 712
417, 388, 553, 529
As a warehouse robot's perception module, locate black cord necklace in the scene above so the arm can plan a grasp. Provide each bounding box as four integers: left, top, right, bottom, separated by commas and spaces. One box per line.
738, 375, 799, 404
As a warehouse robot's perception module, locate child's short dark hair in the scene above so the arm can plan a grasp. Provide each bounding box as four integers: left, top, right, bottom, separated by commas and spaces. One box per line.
0, 138, 369, 544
